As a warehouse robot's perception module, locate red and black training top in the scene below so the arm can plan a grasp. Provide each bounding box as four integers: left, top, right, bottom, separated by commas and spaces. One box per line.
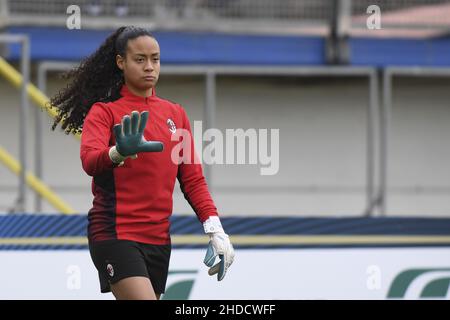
80, 84, 218, 245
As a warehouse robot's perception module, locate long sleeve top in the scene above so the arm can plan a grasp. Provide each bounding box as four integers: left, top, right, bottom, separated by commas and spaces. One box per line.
80, 84, 218, 244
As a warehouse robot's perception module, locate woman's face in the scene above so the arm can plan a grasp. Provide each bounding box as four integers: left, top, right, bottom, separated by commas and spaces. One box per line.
116, 35, 160, 93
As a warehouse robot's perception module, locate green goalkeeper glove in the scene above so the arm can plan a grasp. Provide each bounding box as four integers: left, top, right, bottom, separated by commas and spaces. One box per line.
109, 111, 163, 164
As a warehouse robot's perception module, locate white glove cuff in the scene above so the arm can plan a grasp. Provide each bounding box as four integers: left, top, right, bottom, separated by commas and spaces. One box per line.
203, 216, 225, 234
109, 146, 138, 167
109, 146, 126, 165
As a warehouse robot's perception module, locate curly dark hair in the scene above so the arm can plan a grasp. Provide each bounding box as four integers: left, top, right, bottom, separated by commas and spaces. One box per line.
49, 26, 154, 134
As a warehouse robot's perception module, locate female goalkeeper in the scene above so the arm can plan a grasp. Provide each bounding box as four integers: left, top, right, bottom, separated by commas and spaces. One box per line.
50, 26, 234, 300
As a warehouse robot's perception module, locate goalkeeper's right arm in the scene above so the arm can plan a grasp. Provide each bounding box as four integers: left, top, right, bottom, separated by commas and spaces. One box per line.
81, 104, 163, 176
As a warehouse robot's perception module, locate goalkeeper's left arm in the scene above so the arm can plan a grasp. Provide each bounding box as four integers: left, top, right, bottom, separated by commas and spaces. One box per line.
175, 105, 235, 281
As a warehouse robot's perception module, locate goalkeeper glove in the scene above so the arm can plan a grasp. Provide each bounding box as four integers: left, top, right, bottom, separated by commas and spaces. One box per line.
109, 110, 163, 164
203, 216, 235, 281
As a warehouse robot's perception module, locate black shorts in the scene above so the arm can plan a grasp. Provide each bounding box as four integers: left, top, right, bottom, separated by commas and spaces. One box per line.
89, 239, 171, 294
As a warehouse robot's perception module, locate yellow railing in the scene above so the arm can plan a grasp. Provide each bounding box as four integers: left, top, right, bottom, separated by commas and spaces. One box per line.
0, 146, 75, 214
0, 57, 81, 139
0, 56, 80, 214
